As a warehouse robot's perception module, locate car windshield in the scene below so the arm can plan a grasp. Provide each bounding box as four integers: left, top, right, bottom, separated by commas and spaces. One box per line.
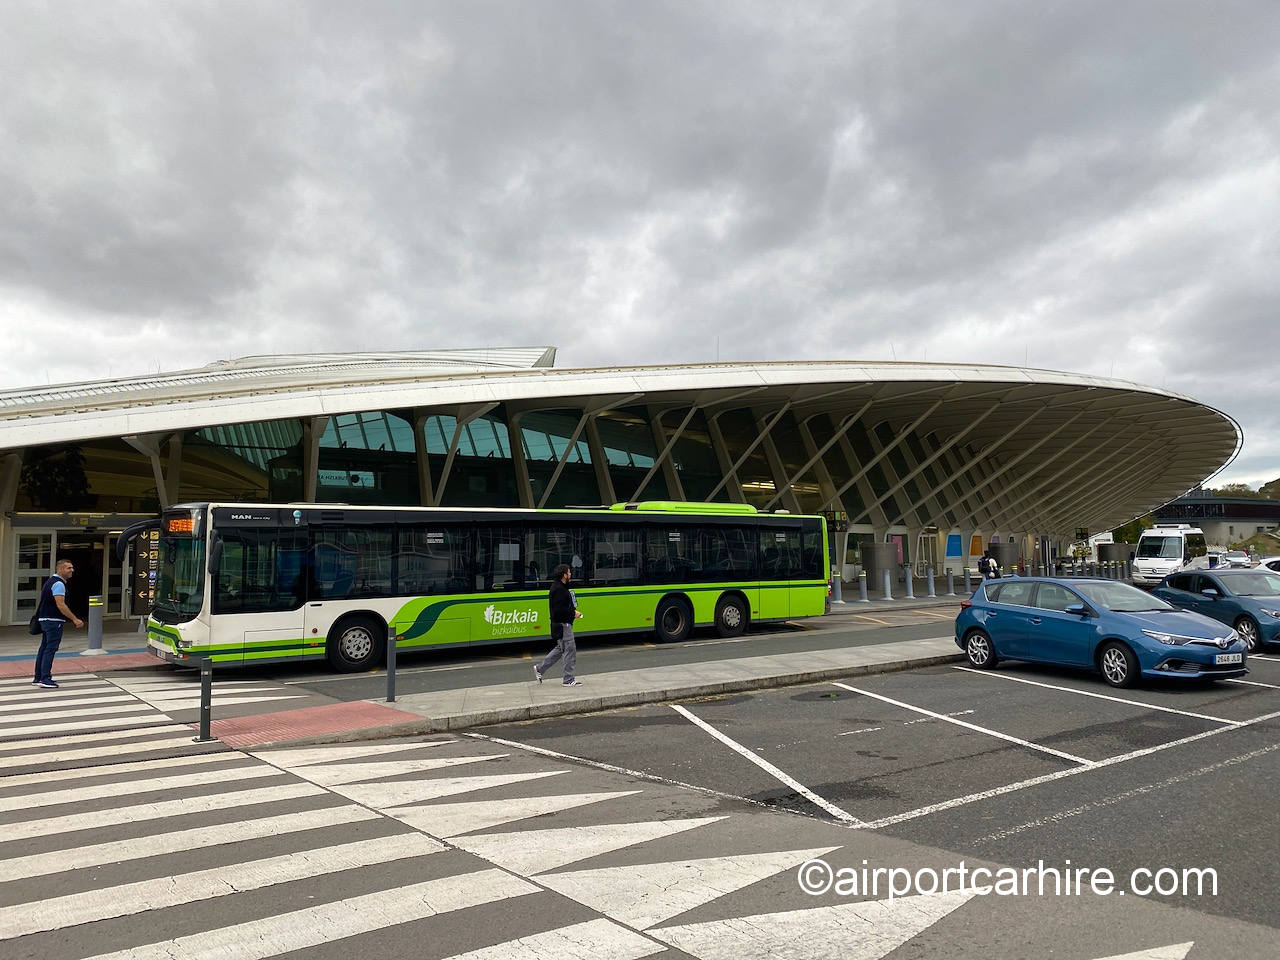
1221, 573, 1280, 597
1075, 581, 1175, 612
1136, 536, 1182, 559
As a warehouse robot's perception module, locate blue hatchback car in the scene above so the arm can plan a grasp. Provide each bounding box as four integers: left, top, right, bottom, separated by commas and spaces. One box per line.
1151, 568, 1280, 653
954, 576, 1249, 688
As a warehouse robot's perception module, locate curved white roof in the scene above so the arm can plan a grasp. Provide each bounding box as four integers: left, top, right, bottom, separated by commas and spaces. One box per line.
0, 349, 1240, 533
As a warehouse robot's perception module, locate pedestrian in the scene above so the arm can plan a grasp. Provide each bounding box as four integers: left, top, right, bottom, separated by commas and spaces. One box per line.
980, 550, 1000, 580
534, 563, 584, 687
33, 558, 84, 690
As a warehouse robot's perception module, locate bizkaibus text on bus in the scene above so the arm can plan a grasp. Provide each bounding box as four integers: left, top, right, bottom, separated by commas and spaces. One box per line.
119, 501, 829, 672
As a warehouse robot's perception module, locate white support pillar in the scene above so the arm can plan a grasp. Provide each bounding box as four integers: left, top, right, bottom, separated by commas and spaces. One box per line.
411, 410, 436, 507
0, 450, 22, 514
633, 404, 697, 502
757, 410, 800, 513
436, 403, 499, 506
300, 417, 330, 503
704, 404, 792, 501
705, 414, 746, 503
164, 432, 183, 505
122, 434, 170, 510
584, 416, 616, 505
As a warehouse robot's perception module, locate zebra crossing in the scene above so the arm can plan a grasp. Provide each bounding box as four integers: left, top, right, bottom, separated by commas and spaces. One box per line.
103, 673, 313, 718
0, 674, 175, 740
0, 727, 1228, 958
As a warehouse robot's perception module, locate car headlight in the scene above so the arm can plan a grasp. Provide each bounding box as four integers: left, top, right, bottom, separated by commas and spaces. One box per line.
1142, 629, 1180, 645
1260, 609, 1280, 621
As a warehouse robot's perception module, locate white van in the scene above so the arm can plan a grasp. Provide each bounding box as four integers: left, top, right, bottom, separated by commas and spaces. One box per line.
1131, 524, 1208, 586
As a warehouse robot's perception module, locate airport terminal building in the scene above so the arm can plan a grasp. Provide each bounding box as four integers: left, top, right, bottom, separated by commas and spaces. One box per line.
0, 347, 1240, 624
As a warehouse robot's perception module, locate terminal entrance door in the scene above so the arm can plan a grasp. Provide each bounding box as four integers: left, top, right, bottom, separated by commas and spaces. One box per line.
51, 536, 105, 622
12, 533, 53, 625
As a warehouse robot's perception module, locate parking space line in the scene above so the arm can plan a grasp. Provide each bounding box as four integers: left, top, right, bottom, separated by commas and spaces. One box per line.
951, 666, 1241, 725
851, 614, 892, 625
1227, 678, 1280, 689
669, 704, 865, 825
1250, 654, 1280, 662
831, 682, 1095, 766
856, 707, 1280, 831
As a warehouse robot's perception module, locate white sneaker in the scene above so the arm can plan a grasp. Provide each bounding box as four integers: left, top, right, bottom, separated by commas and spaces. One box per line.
533, 665, 543, 683
562, 678, 582, 686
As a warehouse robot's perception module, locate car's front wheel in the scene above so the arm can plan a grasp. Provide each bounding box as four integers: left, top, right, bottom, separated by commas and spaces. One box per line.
964, 630, 997, 669
1098, 641, 1138, 688
1234, 616, 1261, 653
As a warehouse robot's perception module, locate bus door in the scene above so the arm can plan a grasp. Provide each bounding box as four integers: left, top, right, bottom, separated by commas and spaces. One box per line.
210, 527, 309, 666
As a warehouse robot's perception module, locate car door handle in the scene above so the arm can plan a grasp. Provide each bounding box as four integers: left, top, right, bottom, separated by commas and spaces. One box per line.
1029, 617, 1042, 625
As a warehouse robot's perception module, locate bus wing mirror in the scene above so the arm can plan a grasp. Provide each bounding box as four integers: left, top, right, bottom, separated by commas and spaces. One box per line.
207, 537, 224, 576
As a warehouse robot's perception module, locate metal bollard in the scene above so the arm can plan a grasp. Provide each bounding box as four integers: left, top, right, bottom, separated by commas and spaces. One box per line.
81, 596, 107, 656
945, 568, 956, 596
193, 658, 214, 743
904, 566, 915, 599
881, 568, 893, 600
831, 570, 844, 604
858, 571, 869, 602
386, 623, 397, 703
1125, 560, 1133, 581
927, 566, 936, 597
963, 566, 972, 592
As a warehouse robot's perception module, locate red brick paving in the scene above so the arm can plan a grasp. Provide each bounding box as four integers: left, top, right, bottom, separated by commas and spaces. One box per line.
0, 652, 161, 678
203, 700, 425, 748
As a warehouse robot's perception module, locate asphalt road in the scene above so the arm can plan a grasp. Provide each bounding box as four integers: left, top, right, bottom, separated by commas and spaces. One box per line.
482, 653, 1280, 934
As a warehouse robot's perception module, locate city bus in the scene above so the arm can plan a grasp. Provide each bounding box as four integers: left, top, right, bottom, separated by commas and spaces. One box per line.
120, 501, 829, 672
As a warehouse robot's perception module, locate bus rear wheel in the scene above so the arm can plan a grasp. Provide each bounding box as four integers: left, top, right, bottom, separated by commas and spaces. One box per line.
655, 597, 692, 643
327, 616, 383, 673
714, 595, 748, 638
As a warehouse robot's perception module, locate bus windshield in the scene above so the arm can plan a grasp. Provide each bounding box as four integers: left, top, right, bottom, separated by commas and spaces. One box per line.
154, 533, 205, 622
1137, 536, 1182, 559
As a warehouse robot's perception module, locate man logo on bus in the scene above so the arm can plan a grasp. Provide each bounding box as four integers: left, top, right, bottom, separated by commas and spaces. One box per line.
483, 604, 539, 628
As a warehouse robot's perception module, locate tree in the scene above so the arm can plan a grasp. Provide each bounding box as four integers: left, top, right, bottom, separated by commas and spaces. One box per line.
1259, 476, 1280, 501
1112, 514, 1154, 545
1208, 482, 1265, 498
19, 445, 94, 510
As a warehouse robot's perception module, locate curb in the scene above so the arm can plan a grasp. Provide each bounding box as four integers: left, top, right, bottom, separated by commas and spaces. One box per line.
244, 650, 964, 750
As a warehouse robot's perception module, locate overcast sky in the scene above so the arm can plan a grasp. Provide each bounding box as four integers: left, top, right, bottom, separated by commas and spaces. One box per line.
2, 1, 1277, 486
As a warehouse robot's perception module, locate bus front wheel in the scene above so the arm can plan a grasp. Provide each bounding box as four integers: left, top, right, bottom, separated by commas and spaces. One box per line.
654, 597, 692, 643
327, 616, 384, 673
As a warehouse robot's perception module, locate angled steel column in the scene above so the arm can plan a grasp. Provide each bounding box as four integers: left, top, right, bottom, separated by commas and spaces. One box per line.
834, 431, 891, 529
767, 393, 879, 511
633, 404, 698, 502
704, 403, 792, 501
1026, 439, 1169, 532
164, 432, 184, 506
796, 417, 842, 513
705, 413, 747, 503
756, 409, 800, 512
435, 403, 499, 506
584, 416, 616, 505
537, 410, 592, 509
0, 450, 22, 514
822, 397, 947, 515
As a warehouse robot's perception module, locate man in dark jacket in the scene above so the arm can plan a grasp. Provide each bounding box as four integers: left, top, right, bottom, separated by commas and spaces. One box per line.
34, 558, 85, 689
534, 563, 583, 686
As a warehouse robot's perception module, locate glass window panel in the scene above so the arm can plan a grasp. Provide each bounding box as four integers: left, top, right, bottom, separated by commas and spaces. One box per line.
215, 529, 308, 613
310, 528, 393, 599
759, 526, 802, 580
591, 527, 641, 586
396, 527, 472, 596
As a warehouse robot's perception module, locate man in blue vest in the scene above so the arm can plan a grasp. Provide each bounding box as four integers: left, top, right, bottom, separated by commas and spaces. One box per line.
33, 558, 85, 689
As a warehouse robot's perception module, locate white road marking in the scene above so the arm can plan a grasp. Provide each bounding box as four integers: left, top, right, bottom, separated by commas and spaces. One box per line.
0, 702, 170, 724
0, 783, 324, 843
0, 735, 200, 768
291, 754, 508, 786
651, 889, 974, 960
1248, 654, 1280, 662
903, 709, 975, 726
672, 703, 864, 824
1226, 677, 1280, 689
0, 834, 447, 940
837, 726, 884, 736
438, 918, 665, 960
859, 707, 1280, 830
0, 763, 282, 812
0, 750, 237, 787
80, 869, 539, 960
333, 770, 566, 808
0, 804, 380, 883
1091, 943, 1195, 960
255, 740, 455, 766
0, 715, 175, 738
952, 666, 1240, 724
832, 682, 1095, 766
466, 733, 792, 815
971, 742, 1280, 845
392, 791, 641, 841
0, 725, 191, 755
453, 816, 726, 876
0, 690, 135, 707
536, 846, 839, 931
0, 675, 103, 688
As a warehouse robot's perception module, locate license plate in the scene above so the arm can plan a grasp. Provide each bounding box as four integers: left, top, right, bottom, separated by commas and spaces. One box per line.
1215, 653, 1243, 665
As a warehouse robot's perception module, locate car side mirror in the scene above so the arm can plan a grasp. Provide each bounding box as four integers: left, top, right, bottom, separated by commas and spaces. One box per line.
1200, 588, 1218, 599
1064, 603, 1088, 616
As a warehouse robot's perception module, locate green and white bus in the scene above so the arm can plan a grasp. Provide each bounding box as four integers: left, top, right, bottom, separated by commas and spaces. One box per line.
125, 501, 829, 672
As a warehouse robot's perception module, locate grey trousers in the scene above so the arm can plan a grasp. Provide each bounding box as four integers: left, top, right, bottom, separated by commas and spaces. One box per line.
538, 624, 576, 683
